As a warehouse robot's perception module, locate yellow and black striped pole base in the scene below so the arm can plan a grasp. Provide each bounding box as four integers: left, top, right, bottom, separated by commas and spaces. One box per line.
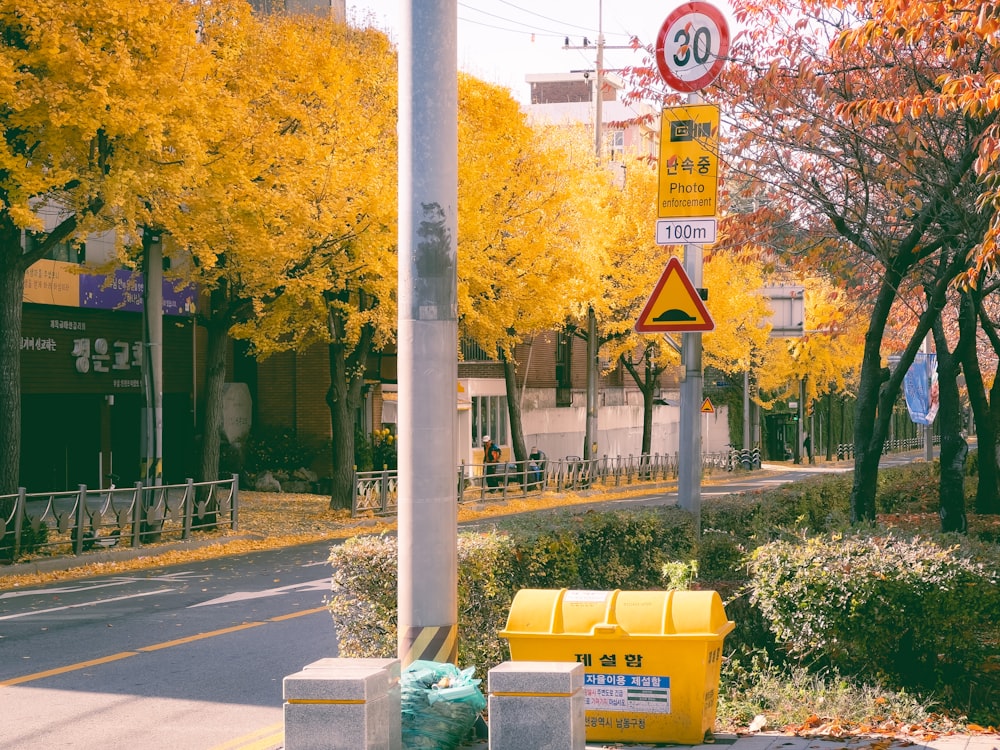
400, 624, 457, 666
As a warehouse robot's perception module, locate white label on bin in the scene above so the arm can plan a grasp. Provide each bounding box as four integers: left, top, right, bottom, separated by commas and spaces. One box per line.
584, 674, 671, 714
564, 590, 609, 602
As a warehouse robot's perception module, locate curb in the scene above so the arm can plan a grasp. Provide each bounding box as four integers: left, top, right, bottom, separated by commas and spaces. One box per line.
1, 533, 263, 577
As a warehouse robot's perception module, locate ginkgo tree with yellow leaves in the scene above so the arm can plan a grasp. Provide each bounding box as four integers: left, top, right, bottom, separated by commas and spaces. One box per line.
205, 16, 399, 511
0, 0, 248, 498
457, 77, 607, 464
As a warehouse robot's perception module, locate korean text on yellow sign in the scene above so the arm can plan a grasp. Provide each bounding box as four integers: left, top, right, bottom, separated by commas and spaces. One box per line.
657, 104, 720, 219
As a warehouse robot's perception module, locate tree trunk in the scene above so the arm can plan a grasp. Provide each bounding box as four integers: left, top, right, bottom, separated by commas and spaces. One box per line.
850, 269, 903, 523
932, 316, 968, 532
195, 300, 230, 526
326, 342, 356, 511
198, 303, 229, 486
503, 356, 526, 463
958, 291, 1000, 515
0, 252, 24, 496
0, 246, 25, 560
850, 251, 958, 522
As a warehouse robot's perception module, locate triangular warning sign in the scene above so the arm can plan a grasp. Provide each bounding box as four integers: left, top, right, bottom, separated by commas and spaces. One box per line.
635, 257, 715, 332
701, 398, 715, 414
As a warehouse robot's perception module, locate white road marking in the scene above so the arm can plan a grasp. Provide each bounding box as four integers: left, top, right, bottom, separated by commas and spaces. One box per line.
0, 572, 205, 601
188, 578, 330, 608
0, 589, 176, 620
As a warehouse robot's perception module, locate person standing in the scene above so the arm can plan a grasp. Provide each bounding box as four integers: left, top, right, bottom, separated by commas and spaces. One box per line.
528, 445, 546, 490
803, 432, 813, 464
482, 435, 502, 490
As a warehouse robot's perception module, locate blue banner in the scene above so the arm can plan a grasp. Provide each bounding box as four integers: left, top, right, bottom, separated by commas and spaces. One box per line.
898, 353, 938, 425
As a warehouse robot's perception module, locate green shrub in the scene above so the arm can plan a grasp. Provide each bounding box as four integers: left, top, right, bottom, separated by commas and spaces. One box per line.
497, 506, 693, 591
875, 463, 940, 513
243, 426, 320, 478
747, 534, 1000, 717
329, 532, 517, 673
701, 474, 852, 546
328, 507, 697, 675
661, 560, 698, 589
966, 448, 979, 476
695, 530, 746, 582
353, 426, 374, 472
574, 509, 693, 589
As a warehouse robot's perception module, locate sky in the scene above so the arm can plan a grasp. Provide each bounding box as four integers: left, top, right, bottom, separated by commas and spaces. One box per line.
347, 1, 708, 103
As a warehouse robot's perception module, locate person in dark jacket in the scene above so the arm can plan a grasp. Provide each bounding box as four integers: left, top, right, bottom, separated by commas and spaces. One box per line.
482, 435, 502, 490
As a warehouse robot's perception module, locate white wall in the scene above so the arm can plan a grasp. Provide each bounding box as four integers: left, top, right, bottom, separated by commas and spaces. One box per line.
522, 402, 729, 461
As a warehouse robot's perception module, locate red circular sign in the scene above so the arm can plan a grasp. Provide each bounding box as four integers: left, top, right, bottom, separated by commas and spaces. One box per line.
655, 2, 730, 93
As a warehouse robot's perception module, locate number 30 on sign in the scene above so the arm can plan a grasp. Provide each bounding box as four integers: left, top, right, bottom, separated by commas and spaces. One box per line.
655, 2, 730, 93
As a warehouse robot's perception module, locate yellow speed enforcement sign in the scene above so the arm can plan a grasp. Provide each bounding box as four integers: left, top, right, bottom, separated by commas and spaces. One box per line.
657, 104, 720, 219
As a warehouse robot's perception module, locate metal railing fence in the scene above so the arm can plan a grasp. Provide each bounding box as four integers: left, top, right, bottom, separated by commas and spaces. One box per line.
352, 435, 934, 517
354, 453, 691, 517
0, 475, 239, 561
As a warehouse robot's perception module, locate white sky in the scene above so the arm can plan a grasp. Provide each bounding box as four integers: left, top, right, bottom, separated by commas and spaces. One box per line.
347, 1, 709, 103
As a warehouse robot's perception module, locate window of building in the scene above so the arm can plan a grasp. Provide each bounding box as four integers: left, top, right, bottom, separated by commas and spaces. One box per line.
607, 129, 625, 160
472, 394, 508, 446
460, 337, 495, 362
26, 231, 85, 263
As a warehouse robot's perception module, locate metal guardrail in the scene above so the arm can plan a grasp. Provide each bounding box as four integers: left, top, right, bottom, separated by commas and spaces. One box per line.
352, 436, 937, 517
0, 475, 239, 561
353, 453, 709, 517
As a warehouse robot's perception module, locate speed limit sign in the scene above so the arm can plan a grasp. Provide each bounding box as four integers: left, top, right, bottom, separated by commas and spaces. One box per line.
655, 2, 730, 92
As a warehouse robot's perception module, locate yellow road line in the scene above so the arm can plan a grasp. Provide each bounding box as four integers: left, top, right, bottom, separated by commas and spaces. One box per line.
137, 621, 266, 652
208, 721, 284, 750
0, 651, 138, 687
270, 606, 326, 621
1, 606, 327, 687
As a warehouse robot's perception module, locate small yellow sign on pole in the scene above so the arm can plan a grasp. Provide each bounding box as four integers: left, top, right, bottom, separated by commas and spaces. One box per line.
701, 398, 715, 414
657, 104, 720, 219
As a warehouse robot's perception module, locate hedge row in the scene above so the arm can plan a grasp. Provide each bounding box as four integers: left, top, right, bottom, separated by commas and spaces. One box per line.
328, 470, 1000, 722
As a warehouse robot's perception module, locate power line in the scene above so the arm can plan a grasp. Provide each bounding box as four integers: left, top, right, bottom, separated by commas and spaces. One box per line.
492, 0, 593, 33
458, 1, 571, 36
457, 0, 637, 43
457, 14, 564, 38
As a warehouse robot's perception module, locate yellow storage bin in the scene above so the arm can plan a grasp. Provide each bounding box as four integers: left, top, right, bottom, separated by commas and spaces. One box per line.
498, 588, 734, 745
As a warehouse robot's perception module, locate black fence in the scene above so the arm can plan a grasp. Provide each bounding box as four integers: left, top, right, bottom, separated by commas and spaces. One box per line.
354, 453, 695, 517
0, 476, 239, 561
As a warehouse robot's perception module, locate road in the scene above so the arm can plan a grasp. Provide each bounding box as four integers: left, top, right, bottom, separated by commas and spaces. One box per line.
0, 542, 336, 750
0, 456, 919, 750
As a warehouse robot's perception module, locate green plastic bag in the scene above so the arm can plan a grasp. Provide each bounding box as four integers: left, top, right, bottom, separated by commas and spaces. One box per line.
401, 660, 486, 750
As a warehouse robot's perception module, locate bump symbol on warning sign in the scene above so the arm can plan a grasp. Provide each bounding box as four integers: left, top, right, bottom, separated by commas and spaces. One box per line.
635, 257, 715, 333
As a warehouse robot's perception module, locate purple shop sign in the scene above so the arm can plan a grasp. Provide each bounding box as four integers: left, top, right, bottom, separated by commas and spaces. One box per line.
79, 268, 196, 315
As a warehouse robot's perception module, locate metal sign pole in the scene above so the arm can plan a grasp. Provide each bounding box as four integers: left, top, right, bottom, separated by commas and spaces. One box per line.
397, 0, 459, 667
677, 93, 704, 537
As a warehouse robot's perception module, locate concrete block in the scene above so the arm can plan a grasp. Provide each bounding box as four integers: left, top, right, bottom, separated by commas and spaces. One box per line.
488, 661, 585, 750
302, 658, 401, 750
283, 666, 390, 750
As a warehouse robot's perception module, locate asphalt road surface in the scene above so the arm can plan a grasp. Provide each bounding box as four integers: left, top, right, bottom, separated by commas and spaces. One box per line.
0, 542, 337, 750
0, 453, 926, 750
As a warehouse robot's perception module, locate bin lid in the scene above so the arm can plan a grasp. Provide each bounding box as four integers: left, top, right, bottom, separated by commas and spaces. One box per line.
499, 588, 735, 639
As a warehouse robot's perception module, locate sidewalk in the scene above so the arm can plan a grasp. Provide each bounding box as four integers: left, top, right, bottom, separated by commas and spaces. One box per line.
462, 731, 999, 750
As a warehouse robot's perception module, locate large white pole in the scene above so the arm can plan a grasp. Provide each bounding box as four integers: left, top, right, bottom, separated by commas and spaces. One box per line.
397, 0, 459, 667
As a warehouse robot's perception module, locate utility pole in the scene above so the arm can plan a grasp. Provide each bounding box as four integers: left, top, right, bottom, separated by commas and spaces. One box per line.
397, 0, 459, 668
564, 1, 633, 462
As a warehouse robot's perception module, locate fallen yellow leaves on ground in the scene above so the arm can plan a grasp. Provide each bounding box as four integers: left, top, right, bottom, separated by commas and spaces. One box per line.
0, 484, 666, 592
